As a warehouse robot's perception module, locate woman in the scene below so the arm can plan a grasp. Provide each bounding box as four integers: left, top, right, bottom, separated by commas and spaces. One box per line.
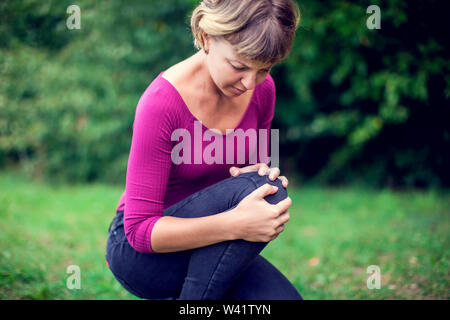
106, 0, 302, 300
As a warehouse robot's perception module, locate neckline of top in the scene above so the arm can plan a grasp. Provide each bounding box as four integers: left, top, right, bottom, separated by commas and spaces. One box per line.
158, 70, 260, 136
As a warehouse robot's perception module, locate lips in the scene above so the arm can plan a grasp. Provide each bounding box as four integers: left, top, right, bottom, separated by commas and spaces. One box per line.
232, 86, 245, 94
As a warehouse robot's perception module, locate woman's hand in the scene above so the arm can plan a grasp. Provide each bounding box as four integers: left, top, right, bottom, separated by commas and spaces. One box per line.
229, 184, 292, 243
229, 163, 289, 188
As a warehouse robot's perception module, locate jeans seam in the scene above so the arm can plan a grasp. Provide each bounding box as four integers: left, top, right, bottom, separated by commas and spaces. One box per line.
200, 179, 259, 300
201, 242, 233, 299
109, 211, 124, 233
108, 218, 114, 233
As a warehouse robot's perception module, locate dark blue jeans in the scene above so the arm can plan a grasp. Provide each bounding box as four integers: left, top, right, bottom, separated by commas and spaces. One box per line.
105, 171, 302, 300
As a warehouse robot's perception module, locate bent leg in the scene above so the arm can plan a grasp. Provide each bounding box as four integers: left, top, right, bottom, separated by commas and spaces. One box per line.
106, 172, 289, 300
163, 172, 289, 300
223, 255, 303, 300
106, 211, 192, 299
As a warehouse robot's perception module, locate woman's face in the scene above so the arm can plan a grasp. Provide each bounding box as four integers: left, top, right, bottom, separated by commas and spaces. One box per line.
204, 34, 272, 97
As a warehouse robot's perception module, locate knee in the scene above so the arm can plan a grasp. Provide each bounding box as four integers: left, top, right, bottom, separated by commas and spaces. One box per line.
231, 171, 288, 205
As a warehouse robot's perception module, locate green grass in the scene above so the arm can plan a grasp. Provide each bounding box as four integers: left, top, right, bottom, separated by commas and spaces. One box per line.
0, 169, 448, 300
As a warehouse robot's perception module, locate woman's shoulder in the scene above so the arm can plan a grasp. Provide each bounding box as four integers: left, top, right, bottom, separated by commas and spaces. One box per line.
139, 71, 181, 104
135, 70, 187, 117
131, 71, 188, 135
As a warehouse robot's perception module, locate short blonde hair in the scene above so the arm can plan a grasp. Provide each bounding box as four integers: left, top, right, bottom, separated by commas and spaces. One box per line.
190, 0, 301, 66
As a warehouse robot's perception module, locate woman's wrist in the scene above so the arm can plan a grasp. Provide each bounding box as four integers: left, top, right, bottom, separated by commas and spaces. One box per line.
220, 208, 243, 241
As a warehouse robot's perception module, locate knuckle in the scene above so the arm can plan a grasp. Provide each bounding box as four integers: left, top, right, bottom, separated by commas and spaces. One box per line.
286, 197, 292, 206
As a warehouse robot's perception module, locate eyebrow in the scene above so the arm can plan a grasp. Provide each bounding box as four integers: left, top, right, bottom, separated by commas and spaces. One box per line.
229, 59, 271, 70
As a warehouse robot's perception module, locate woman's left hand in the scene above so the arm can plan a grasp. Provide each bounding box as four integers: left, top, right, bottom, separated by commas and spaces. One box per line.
229, 163, 289, 188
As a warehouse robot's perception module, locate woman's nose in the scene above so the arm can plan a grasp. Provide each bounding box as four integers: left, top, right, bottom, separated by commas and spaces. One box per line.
240, 72, 257, 91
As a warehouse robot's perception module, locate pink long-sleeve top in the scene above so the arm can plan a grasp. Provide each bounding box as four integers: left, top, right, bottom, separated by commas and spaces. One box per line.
115, 70, 276, 253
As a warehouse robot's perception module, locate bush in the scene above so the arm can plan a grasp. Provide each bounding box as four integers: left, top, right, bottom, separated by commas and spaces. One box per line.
1, 0, 448, 188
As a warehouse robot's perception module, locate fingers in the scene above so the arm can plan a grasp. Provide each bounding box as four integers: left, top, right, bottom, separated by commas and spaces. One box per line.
257, 163, 270, 175
230, 164, 262, 176
272, 211, 289, 239
277, 210, 290, 225
275, 224, 285, 234
274, 197, 292, 216
253, 183, 279, 199
271, 222, 286, 240
267, 168, 288, 188
268, 167, 280, 180
230, 166, 240, 177
278, 175, 288, 187
230, 164, 289, 188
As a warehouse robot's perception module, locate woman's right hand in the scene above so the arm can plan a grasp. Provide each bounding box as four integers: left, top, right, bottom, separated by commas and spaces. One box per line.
230, 184, 292, 242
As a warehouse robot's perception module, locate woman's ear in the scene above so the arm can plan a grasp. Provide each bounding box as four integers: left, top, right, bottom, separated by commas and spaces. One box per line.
202, 31, 210, 54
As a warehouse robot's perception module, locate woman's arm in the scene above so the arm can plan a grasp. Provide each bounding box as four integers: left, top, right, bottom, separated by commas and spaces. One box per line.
150, 211, 237, 253
150, 183, 291, 253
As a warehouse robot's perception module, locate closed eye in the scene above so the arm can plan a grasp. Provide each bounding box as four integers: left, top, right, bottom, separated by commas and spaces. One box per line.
231, 64, 270, 73
231, 65, 246, 71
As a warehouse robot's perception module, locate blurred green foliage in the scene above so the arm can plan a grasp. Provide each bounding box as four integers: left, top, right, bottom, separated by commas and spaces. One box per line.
0, 0, 449, 188
276, 0, 449, 188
